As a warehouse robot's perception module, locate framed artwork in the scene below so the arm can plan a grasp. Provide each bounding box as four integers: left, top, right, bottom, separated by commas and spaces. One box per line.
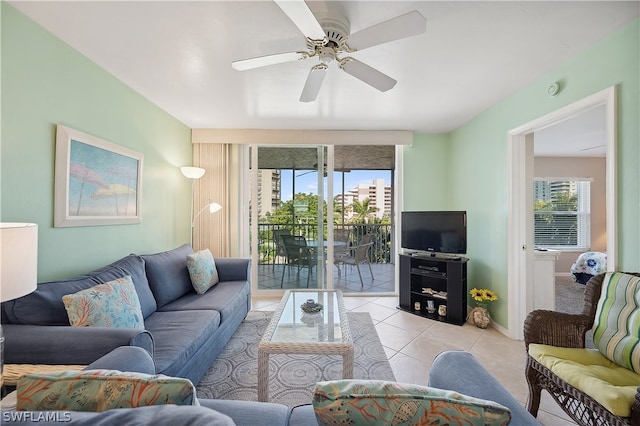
54, 125, 143, 227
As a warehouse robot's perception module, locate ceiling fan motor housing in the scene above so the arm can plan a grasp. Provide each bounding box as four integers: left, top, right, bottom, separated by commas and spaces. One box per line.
306, 12, 350, 50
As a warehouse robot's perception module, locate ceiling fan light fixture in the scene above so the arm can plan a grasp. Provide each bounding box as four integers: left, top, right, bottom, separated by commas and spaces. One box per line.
318, 46, 335, 64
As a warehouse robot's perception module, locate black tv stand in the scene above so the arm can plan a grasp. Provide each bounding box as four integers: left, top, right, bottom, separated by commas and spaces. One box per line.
398, 253, 468, 325
409, 251, 463, 261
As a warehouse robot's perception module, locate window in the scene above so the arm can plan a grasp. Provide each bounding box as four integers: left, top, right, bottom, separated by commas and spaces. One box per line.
533, 179, 591, 250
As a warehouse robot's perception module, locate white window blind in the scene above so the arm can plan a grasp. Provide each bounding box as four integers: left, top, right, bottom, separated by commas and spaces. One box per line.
533, 179, 591, 250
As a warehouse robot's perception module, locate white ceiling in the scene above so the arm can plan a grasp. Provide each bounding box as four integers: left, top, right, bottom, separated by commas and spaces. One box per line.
9, 1, 638, 156
534, 104, 608, 157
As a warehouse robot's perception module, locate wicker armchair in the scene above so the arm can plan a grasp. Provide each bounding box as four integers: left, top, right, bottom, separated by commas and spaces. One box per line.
524, 272, 640, 426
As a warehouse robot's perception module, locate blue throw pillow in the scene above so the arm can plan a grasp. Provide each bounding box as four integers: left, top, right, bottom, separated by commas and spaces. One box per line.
91, 254, 157, 318
62, 276, 144, 329
187, 249, 220, 294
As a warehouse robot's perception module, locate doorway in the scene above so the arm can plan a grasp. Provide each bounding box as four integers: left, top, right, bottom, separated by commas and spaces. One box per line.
506, 86, 617, 340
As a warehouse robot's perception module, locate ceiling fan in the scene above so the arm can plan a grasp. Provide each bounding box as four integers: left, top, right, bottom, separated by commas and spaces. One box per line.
231, 0, 427, 102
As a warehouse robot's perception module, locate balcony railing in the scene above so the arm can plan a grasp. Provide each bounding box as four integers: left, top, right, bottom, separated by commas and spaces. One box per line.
255, 223, 394, 266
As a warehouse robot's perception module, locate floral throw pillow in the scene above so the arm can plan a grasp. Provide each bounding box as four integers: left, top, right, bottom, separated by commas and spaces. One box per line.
313, 380, 511, 426
16, 369, 198, 412
187, 249, 219, 294
62, 275, 144, 329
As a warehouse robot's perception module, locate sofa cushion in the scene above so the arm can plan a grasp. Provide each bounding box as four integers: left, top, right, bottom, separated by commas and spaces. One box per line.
143, 310, 220, 377
592, 272, 640, 373
289, 404, 319, 426
529, 343, 640, 417
187, 249, 220, 294
159, 280, 250, 323
199, 399, 291, 426
62, 276, 144, 329
141, 244, 194, 308
312, 380, 511, 426
90, 254, 157, 318
2, 254, 156, 326
16, 369, 198, 412
4, 275, 99, 325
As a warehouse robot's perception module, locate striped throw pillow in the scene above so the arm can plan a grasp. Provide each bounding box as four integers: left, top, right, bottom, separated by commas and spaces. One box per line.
592, 272, 640, 373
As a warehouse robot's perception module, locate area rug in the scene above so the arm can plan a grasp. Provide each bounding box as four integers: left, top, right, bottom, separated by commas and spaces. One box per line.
196, 310, 395, 407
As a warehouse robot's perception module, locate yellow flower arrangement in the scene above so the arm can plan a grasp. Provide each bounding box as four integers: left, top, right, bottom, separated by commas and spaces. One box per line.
468, 288, 498, 328
470, 288, 498, 304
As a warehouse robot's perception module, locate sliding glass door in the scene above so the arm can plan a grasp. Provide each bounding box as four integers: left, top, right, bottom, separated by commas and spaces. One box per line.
250, 144, 397, 296
251, 146, 328, 291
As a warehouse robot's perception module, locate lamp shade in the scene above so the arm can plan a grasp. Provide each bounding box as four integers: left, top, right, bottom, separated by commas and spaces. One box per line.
180, 166, 205, 179
193, 202, 223, 223
1, 223, 38, 302
208, 202, 222, 214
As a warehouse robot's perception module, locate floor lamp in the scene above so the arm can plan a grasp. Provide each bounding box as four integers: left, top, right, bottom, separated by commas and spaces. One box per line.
180, 167, 222, 247
1, 223, 38, 384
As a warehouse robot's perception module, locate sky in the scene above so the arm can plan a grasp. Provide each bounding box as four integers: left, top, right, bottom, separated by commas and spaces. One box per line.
280, 169, 390, 202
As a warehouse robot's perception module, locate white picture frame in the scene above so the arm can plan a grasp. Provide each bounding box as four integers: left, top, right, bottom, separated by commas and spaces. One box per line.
54, 125, 143, 227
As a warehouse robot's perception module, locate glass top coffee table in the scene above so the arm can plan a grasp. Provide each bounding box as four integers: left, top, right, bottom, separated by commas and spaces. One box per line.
257, 289, 353, 402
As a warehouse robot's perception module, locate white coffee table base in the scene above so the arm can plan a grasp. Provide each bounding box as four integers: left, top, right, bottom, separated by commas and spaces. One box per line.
257, 290, 353, 402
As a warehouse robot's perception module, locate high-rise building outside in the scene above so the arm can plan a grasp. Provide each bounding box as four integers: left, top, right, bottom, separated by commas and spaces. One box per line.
338, 179, 391, 220
257, 169, 281, 217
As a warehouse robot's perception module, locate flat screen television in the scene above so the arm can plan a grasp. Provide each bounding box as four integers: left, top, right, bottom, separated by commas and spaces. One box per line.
401, 211, 467, 255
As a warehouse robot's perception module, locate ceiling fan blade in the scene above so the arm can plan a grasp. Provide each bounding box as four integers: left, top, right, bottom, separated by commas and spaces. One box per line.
299, 64, 327, 102
274, 0, 326, 42
346, 11, 426, 51
232, 51, 308, 71
340, 58, 396, 92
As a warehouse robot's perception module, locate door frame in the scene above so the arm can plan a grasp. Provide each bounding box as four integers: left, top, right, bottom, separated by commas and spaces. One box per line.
506, 86, 617, 340
250, 145, 328, 296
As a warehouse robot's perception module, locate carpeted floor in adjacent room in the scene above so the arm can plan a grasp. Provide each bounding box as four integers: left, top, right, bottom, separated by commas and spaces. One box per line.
555, 276, 586, 314
555, 276, 594, 348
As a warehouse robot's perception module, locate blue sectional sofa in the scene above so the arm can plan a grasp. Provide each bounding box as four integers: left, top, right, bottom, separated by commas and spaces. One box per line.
1, 348, 540, 425
0, 244, 251, 385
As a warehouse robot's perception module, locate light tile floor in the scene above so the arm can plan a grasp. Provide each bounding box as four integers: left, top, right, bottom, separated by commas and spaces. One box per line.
252, 294, 577, 426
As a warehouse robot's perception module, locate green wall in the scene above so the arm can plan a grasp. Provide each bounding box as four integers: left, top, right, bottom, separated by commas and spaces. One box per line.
406, 18, 640, 328
1, 3, 193, 281
402, 133, 449, 210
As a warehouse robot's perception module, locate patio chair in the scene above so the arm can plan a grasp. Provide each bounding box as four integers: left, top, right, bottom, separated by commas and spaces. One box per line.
334, 228, 351, 255
524, 271, 640, 426
334, 233, 374, 287
333, 228, 351, 273
280, 234, 315, 288
272, 229, 291, 270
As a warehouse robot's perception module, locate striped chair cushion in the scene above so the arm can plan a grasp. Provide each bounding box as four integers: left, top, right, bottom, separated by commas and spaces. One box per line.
592, 272, 640, 373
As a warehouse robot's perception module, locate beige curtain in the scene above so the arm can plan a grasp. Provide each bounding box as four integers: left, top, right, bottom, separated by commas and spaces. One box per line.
193, 143, 229, 256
